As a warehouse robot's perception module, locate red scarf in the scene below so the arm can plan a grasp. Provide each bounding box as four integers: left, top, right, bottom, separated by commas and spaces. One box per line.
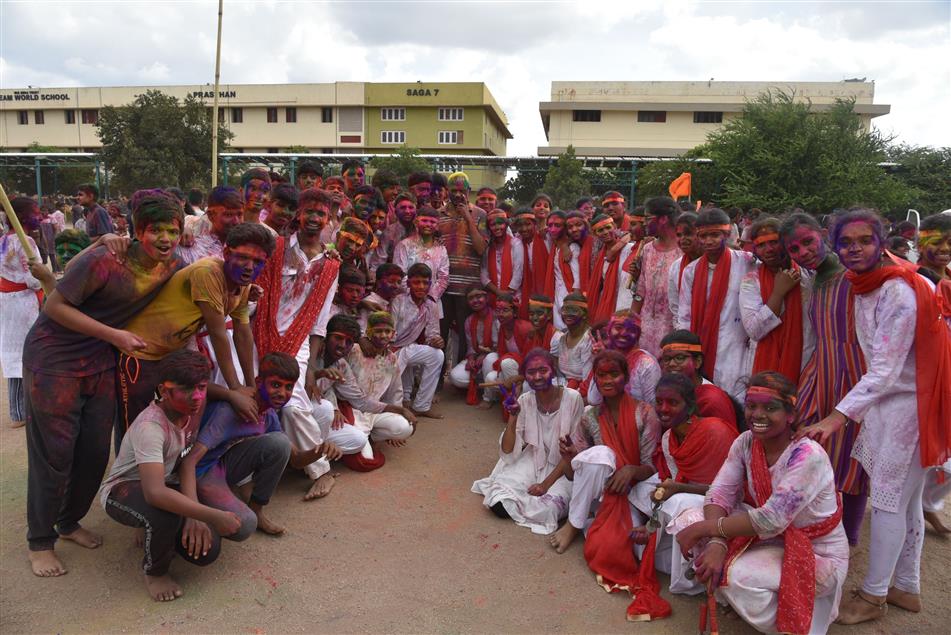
493, 319, 532, 371
0, 277, 44, 307
630, 417, 737, 621
583, 396, 651, 593
689, 250, 732, 378
695, 383, 739, 431
487, 235, 513, 304
518, 236, 552, 319
721, 438, 843, 635
529, 323, 555, 352
252, 236, 340, 358
752, 263, 804, 383
588, 242, 624, 325
466, 310, 495, 405
677, 254, 692, 291
847, 253, 951, 471
545, 235, 594, 295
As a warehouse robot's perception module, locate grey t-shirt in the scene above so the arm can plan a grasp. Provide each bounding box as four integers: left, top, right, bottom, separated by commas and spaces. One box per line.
98, 402, 197, 506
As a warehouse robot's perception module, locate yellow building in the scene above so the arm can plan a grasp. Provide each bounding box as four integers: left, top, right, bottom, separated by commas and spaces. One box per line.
538, 80, 890, 157
0, 81, 512, 157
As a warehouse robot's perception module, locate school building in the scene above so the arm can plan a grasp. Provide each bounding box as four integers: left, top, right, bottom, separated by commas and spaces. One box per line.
0, 81, 512, 156
537, 80, 891, 157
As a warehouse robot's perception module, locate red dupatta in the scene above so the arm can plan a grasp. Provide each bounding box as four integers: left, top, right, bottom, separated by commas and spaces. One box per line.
466, 310, 495, 405
588, 243, 624, 324
252, 236, 341, 358
689, 250, 732, 378
847, 252, 951, 471
545, 235, 594, 295
493, 319, 532, 371
487, 235, 513, 304
752, 263, 804, 382
529, 323, 555, 352
677, 254, 692, 291
582, 396, 648, 591
519, 236, 551, 319
721, 438, 843, 635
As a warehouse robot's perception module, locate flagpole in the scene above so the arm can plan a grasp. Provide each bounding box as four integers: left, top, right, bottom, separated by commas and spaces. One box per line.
210, 0, 224, 187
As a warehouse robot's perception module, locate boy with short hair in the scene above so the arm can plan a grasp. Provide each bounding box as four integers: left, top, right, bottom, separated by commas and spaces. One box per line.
263, 182, 299, 235
330, 264, 371, 332
447, 286, 499, 402
23, 191, 185, 578
390, 263, 445, 419
99, 350, 242, 603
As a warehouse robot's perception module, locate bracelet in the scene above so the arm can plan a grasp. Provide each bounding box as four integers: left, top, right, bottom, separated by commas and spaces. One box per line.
707, 538, 729, 552
717, 517, 728, 539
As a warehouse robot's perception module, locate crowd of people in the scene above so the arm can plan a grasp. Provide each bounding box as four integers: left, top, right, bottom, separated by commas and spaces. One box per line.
1, 160, 949, 633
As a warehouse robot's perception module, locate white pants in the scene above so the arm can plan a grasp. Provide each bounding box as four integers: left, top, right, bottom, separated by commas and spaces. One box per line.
327, 411, 413, 456
449, 361, 475, 389
864, 450, 927, 596
566, 446, 648, 534
281, 399, 335, 480
481, 354, 519, 403
398, 344, 444, 412
922, 463, 951, 513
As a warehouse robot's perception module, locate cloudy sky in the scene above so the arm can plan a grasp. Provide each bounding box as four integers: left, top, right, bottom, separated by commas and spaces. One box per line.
1, 0, 948, 154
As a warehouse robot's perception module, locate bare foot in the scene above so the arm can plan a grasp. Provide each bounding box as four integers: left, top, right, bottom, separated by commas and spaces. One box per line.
10, 420, 25, 429
887, 587, 922, 612
29, 550, 67, 577
413, 407, 444, 419
835, 590, 887, 625
134, 527, 144, 548
402, 400, 413, 410
144, 573, 183, 602
303, 473, 336, 501
549, 523, 579, 554
385, 438, 407, 448
60, 526, 102, 549
476, 401, 493, 410
250, 503, 285, 536
924, 510, 951, 534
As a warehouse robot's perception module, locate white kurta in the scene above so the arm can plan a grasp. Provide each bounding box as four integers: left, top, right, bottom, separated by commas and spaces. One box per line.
471, 388, 585, 534
739, 263, 815, 374
556, 330, 593, 382
0, 234, 42, 378
669, 433, 849, 635
837, 278, 921, 513
676, 249, 755, 399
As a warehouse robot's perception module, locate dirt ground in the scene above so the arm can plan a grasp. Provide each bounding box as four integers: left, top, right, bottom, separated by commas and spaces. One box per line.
1, 384, 949, 634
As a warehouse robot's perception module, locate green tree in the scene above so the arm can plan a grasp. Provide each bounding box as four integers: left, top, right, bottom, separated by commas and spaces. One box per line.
97, 89, 232, 193
887, 144, 951, 216
498, 167, 547, 205
542, 146, 589, 210
368, 146, 432, 182
700, 90, 908, 213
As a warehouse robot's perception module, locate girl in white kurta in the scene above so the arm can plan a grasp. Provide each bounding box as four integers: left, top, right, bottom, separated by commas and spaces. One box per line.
672, 372, 849, 635
471, 356, 585, 535
803, 210, 951, 625
1, 227, 45, 425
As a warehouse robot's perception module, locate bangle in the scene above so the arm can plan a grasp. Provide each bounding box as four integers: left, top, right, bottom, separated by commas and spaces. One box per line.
707, 538, 728, 552
717, 517, 728, 539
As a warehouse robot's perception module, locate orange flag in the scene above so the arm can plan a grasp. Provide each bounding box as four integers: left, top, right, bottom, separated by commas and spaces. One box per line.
669, 172, 691, 200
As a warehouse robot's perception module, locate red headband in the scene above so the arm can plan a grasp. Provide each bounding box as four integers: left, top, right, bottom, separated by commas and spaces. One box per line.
746, 385, 797, 407
754, 232, 780, 246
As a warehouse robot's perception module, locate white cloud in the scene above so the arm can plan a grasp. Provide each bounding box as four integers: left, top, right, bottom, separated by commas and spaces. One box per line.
0, 0, 947, 153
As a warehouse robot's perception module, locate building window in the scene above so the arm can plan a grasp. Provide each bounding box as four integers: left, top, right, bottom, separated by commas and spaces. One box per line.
17, 111, 28, 125
81, 109, 98, 124
381, 107, 405, 121
438, 107, 464, 121
438, 130, 459, 145
637, 110, 666, 123
321, 107, 333, 123
286, 107, 297, 123
381, 131, 406, 144
231, 107, 243, 123
34, 110, 45, 125
65, 110, 76, 124
267, 148, 278, 154
572, 110, 602, 122
693, 111, 723, 124
267, 107, 278, 123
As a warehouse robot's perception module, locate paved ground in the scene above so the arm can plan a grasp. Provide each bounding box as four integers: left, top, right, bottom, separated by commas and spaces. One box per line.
1, 384, 949, 633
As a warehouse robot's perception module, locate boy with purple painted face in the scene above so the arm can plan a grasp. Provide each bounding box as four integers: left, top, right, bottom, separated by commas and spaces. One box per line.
118, 223, 276, 444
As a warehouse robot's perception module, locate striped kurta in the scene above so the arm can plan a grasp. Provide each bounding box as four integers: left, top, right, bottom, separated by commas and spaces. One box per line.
796, 270, 868, 494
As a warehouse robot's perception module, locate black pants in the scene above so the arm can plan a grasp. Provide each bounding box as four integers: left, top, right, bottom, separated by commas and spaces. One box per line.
440, 293, 470, 362
25, 368, 115, 551
196, 432, 291, 541
116, 353, 164, 451
105, 481, 220, 576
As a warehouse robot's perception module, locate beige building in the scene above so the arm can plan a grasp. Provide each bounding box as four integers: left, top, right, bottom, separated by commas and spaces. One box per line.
0, 81, 511, 156
538, 80, 890, 157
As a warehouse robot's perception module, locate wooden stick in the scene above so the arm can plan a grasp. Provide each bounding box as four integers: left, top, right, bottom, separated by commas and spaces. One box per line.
0, 182, 39, 263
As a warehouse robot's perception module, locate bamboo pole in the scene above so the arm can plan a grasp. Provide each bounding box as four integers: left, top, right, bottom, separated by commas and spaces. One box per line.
0, 182, 39, 263
211, 0, 224, 187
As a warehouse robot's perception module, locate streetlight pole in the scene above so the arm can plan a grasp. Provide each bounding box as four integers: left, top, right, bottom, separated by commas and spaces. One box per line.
211, 0, 224, 186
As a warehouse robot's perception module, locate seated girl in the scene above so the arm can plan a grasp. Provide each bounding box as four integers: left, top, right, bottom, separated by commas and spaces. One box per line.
470, 348, 585, 534
555, 292, 593, 394
672, 371, 849, 634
